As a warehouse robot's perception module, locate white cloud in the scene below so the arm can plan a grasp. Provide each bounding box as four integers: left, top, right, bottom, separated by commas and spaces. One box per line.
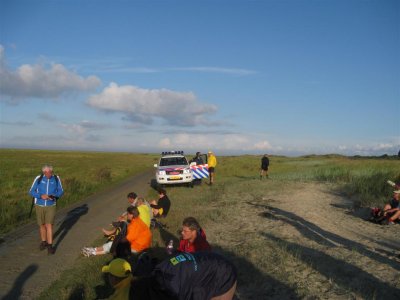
0, 45, 101, 103
253, 140, 273, 150
87, 82, 218, 127
151, 132, 277, 154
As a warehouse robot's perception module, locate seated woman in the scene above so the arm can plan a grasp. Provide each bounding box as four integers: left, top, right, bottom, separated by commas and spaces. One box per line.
150, 188, 171, 218
177, 217, 211, 253
136, 197, 151, 228
383, 189, 400, 224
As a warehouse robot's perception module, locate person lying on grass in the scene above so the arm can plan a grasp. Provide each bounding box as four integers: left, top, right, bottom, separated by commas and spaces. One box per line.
176, 217, 211, 254
102, 252, 237, 300
383, 189, 400, 225
82, 206, 152, 257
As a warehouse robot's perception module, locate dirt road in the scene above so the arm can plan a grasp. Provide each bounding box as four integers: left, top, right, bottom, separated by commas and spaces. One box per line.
212, 182, 400, 299
0, 170, 154, 300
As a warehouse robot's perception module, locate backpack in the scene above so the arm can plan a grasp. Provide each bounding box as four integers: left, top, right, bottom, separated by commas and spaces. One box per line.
109, 221, 128, 257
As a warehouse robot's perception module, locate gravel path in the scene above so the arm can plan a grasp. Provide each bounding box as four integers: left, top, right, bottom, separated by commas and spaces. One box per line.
0, 170, 153, 300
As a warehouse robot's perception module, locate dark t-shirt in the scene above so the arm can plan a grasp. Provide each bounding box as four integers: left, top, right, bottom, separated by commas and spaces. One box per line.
152, 252, 237, 300
150, 195, 171, 217
261, 157, 269, 169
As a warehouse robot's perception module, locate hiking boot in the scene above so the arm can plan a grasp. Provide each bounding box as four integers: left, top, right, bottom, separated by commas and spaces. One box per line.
39, 241, 48, 251
47, 245, 55, 255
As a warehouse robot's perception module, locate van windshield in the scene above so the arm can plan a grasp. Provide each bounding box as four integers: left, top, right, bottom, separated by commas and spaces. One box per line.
160, 157, 188, 166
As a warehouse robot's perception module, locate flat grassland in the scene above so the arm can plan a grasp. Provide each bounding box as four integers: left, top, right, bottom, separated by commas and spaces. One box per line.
0, 149, 158, 235
1, 150, 399, 299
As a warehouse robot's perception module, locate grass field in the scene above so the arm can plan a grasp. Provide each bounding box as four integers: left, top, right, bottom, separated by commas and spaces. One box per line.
33, 152, 400, 299
1, 150, 399, 298
0, 149, 158, 235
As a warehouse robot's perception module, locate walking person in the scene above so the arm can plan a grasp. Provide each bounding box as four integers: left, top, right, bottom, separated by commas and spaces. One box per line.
208, 151, 217, 185
29, 164, 64, 254
260, 154, 270, 179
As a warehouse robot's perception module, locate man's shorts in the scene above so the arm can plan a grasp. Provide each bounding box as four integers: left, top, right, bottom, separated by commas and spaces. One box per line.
209, 167, 215, 173
35, 205, 56, 225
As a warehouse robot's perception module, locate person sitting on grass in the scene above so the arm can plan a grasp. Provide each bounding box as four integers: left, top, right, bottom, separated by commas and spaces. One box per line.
383, 189, 400, 225
102, 258, 133, 300
118, 192, 138, 222
177, 217, 211, 253
124, 206, 152, 253
136, 197, 152, 228
150, 188, 171, 218
82, 207, 151, 257
129, 252, 237, 300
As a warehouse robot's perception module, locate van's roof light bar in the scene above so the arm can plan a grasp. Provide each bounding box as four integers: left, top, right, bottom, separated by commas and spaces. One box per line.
162, 150, 184, 155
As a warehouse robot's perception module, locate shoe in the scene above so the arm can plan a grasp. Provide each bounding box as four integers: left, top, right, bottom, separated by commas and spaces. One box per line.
81, 247, 95, 257
47, 245, 55, 255
383, 219, 395, 225
39, 241, 48, 251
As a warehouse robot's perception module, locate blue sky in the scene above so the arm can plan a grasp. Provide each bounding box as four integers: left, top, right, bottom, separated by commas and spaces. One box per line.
0, 0, 399, 156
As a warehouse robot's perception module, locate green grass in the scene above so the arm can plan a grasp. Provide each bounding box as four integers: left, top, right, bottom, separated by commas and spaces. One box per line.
0, 149, 158, 235
2, 151, 399, 299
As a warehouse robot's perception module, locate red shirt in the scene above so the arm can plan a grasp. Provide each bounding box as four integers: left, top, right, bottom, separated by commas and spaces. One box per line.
177, 229, 211, 253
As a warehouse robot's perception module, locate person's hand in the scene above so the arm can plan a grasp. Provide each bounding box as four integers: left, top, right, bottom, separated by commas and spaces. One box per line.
41, 194, 50, 200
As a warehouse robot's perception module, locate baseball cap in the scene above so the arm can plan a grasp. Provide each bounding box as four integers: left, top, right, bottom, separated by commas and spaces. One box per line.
102, 258, 132, 278
394, 190, 400, 194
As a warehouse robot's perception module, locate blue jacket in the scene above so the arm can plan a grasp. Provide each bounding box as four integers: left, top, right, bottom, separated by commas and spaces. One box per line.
29, 175, 64, 207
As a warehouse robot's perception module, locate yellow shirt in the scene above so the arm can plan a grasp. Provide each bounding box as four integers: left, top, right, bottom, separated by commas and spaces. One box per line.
110, 275, 132, 300
137, 204, 151, 228
208, 155, 217, 168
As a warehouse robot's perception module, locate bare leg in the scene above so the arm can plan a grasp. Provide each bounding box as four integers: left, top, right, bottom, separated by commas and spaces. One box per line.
45, 224, 53, 244
150, 200, 160, 217
389, 210, 400, 221
39, 224, 47, 241
211, 281, 237, 300
95, 246, 106, 255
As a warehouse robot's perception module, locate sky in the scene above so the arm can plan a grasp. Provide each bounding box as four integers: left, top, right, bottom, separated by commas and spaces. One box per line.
0, 0, 399, 156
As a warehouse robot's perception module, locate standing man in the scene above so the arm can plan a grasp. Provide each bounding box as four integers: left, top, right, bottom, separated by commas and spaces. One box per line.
260, 154, 270, 179
208, 151, 217, 185
191, 152, 204, 165
29, 164, 64, 254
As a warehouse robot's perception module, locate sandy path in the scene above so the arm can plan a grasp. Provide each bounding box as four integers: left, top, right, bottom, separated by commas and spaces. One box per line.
0, 170, 154, 300
230, 182, 400, 299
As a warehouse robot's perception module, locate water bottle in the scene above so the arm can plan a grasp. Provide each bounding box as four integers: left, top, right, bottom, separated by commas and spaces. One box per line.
166, 240, 174, 255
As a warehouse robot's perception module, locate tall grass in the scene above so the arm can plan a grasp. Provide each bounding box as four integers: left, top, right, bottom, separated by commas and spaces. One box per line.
0, 149, 158, 235
5, 152, 400, 299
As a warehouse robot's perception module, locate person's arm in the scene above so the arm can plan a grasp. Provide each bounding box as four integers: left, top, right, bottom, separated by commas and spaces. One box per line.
102, 227, 117, 236
150, 199, 163, 209
53, 176, 64, 198
29, 176, 41, 199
